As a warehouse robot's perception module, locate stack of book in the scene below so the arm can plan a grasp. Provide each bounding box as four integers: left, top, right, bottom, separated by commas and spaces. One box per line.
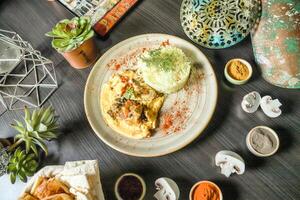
58, 0, 139, 36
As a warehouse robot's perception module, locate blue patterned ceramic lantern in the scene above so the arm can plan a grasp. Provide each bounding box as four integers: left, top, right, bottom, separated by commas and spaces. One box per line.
180, 0, 261, 49
251, 0, 300, 88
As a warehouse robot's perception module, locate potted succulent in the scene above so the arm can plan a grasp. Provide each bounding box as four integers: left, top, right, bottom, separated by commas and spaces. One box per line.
46, 16, 98, 69
0, 106, 60, 183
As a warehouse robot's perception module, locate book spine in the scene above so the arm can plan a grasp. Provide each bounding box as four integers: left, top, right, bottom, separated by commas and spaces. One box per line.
93, 0, 139, 37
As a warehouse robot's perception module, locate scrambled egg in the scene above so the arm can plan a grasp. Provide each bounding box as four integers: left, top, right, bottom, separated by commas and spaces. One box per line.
100, 70, 165, 139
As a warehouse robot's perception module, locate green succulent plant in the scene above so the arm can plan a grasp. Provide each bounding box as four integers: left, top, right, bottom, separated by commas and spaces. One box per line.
7, 148, 38, 183
45, 16, 94, 52
11, 106, 59, 156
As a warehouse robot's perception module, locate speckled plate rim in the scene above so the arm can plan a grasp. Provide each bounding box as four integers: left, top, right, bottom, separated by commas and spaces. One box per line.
84, 33, 218, 157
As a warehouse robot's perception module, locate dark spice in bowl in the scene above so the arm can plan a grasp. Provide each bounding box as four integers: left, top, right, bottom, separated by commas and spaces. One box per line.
117, 175, 143, 200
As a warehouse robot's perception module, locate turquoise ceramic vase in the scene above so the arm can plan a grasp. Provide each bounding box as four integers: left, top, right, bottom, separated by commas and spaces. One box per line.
252, 0, 300, 88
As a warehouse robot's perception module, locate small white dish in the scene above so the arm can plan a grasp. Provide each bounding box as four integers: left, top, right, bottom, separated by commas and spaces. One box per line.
189, 180, 223, 200
246, 126, 280, 157
224, 58, 252, 85
115, 173, 146, 200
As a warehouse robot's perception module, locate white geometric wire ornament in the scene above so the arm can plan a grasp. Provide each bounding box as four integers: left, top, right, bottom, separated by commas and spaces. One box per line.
0, 29, 58, 115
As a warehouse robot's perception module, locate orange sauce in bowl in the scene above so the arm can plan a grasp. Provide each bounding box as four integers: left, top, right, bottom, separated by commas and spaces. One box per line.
193, 182, 220, 200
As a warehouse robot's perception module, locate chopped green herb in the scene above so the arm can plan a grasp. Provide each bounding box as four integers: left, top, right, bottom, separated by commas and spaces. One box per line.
141, 48, 177, 72
123, 88, 135, 99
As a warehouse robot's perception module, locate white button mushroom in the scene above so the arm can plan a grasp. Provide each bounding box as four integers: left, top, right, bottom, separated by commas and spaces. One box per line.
241, 91, 261, 113
260, 96, 282, 118
215, 150, 245, 177
154, 177, 180, 200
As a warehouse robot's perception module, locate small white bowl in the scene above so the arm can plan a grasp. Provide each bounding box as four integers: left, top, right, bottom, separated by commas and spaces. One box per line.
224, 58, 252, 85
246, 126, 280, 157
115, 173, 146, 200
189, 180, 223, 200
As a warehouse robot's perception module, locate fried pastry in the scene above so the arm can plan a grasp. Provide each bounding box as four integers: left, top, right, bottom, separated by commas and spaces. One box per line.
41, 193, 74, 200
19, 193, 39, 200
31, 177, 70, 199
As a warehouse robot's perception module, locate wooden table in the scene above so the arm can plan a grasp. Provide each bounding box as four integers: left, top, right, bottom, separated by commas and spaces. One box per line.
0, 0, 299, 199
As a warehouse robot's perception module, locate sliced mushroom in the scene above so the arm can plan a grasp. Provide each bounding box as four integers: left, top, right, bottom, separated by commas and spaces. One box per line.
154, 177, 180, 200
215, 150, 245, 177
241, 91, 261, 113
260, 96, 282, 118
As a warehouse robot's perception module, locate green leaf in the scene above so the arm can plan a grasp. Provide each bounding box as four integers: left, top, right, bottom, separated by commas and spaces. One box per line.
26, 161, 38, 173
7, 164, 16, 172
15, 148, 22, 157
31, 131, 42, 140
25, 120, 33, 132
25, 139, 32, 154
24, 107, 30, 122
24, 170, 34, 177
40, 107, 51, 123
40, 132, 57, 140
52, 38, 70, 48
30, 144, 38, 156
32, 138, 48, 156
18, 170, 27, 182
45, 31, 57, 37
123, 88, 135, 100
12, 123, 26, 133
25, 153, 35, 161
37, 123, 47, 132
15, 120, 24, 128
31, 110, 39, 128
10, 172, 16, 184
65, 43, 77, 52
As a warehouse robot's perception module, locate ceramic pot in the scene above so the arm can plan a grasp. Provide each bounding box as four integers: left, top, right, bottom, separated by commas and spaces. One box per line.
251, 0, 300, 88
62, 38, 98, 69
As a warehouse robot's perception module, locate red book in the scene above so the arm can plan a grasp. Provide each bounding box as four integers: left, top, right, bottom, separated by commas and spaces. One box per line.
93, 0, 139, 36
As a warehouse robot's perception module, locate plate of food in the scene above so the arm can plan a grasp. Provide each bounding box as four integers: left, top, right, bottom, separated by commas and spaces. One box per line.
19, 160, 105, 200
85, 34, 217, 157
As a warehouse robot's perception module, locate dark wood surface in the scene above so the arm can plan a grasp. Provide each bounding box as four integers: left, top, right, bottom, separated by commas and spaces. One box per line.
0, 0, 299, 199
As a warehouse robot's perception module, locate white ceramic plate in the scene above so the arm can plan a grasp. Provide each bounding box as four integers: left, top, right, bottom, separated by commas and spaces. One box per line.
84, 34, 217, 157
